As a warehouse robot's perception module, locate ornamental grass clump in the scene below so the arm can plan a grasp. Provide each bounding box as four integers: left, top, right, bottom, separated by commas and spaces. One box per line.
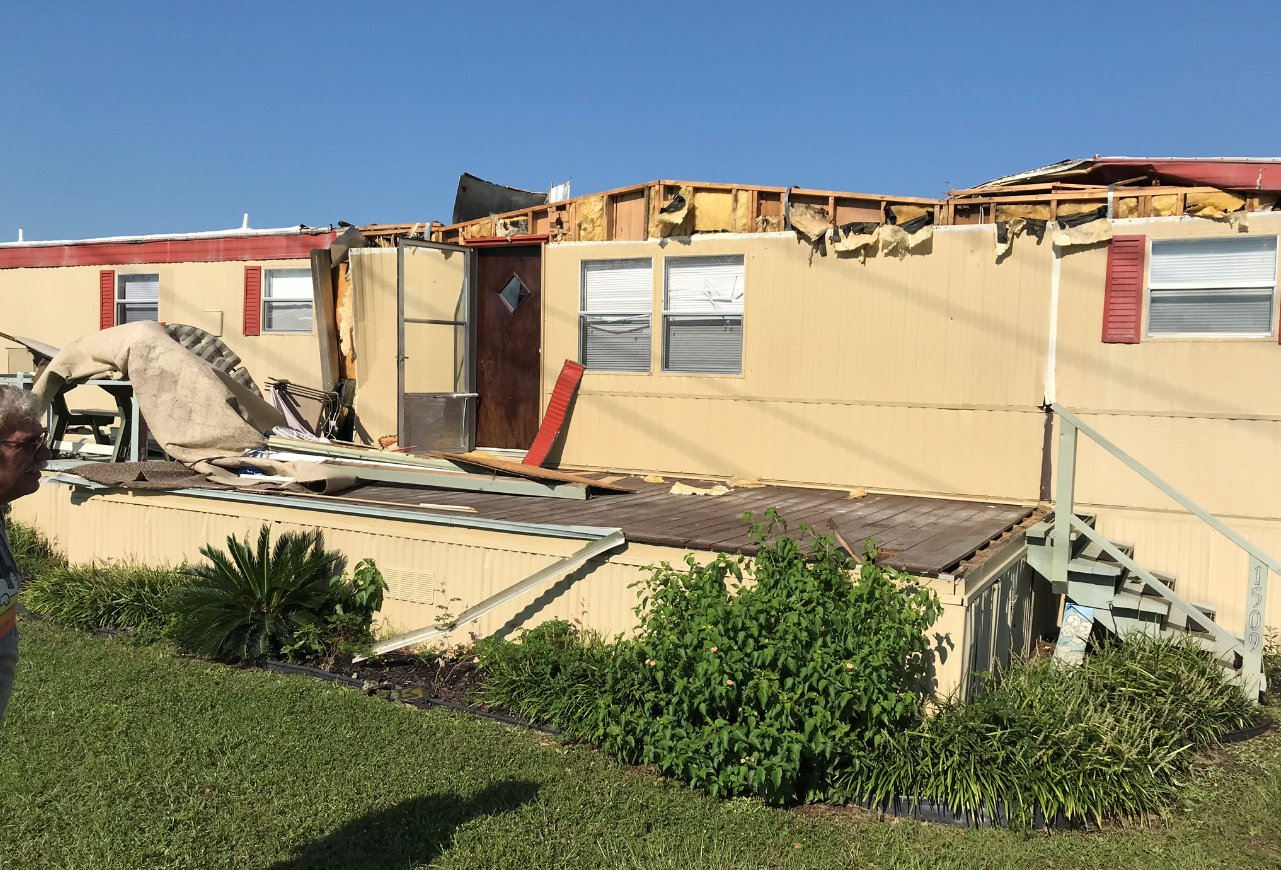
845, 634, 1255, 827
474, 619, 612, 725
22, 562, 185, 636
7, 519, 66, 581
580, 510, 941, 805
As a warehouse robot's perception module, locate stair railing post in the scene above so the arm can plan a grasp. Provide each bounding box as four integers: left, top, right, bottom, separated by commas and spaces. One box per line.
1052, 416, 1077, 592
1243, 556, 1268, 700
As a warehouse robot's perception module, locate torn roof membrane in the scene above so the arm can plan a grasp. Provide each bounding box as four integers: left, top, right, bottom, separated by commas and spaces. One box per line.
972, 157, 1281, 191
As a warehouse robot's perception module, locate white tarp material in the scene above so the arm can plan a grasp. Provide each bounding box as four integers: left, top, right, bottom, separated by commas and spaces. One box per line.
32, 322, 354, 493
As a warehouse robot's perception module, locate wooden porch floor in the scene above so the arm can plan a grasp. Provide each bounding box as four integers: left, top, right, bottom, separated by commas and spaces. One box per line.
321, 476, 1031, 576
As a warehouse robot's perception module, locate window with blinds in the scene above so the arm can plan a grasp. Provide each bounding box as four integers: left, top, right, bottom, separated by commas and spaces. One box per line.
663, 255, 744, 374
263, 268, 314, 333
1148, 236, 1278, 336
116, 273, 159, 324
580, 259, 652, 372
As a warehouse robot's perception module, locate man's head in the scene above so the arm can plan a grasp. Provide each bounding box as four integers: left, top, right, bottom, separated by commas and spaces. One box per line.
0, 387, 49, 504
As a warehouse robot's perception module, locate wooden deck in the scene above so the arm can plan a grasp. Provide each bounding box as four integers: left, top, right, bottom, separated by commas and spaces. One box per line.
317, 476, 1031, 576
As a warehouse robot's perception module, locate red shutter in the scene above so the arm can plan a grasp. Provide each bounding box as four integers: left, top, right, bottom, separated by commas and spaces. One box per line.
1102, 235, 1146, 344
243, 266, 262, 336
99, 270, 115, 329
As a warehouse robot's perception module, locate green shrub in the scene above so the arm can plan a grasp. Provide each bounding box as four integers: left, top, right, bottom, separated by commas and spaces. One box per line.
567, 511, 942, 805
281, 559, 388, 667
21, 562, 185, 635
474, 620, 612, 724
167, 524, 349, 662
847, 634, 1254, 827
7, 519, 66, 581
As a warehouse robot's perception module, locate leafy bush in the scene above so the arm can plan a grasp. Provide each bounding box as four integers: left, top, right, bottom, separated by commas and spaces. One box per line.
7, 519, 66, 581
484, 512, 938, 805
167, 524, 349, 662
848, 634, 1254, 827
473, 512, 1257, 824
21, 562, 185, 636
281, 558, 388, 667
474, 620, 612, 723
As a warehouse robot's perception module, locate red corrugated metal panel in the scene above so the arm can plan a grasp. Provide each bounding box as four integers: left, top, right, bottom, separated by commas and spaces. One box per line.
0, 232, 336, 270
1102, 235, 1146, 344
99, 270, 115, 330
243, 266, 262, 337
523, 359, 585, 467
1096, 159, 1281, 190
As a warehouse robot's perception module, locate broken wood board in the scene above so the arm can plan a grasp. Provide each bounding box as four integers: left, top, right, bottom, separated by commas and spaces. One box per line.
347, 464, 587, 500
266, 436, 461, 471
298, 491, 478, 514
442, 451, 635, 493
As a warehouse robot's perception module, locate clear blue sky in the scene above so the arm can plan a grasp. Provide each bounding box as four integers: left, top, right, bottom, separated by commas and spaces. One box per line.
3, 1, 1278, 240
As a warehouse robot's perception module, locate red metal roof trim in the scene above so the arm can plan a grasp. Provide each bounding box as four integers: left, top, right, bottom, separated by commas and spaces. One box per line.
461, 234, 550, 247
0, 232, 337, 269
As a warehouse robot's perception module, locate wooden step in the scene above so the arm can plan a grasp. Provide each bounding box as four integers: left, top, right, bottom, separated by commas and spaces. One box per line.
1111, 589, 1171, 618
1067, 574, 1122, 609
1067, 542, 1125, 578
1165, 603, 1217, 634
1120, 571, 1177, 597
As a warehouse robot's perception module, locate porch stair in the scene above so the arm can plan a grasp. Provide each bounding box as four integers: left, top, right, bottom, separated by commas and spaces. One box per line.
1037, 403, 1275, 702
1027, 516, 1247, 685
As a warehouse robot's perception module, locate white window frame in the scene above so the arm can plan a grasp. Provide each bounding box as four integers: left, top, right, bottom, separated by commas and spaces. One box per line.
662, 255, 745, 375
116, 273, 159, 325
579, 258, 653, 373
262, 268, 315, 334
1146, 235, 1279, 338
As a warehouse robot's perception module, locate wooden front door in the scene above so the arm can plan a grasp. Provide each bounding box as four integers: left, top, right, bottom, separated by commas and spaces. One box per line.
475, 245, 542, 449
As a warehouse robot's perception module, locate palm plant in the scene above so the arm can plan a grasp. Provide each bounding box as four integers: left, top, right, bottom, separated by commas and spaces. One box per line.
167, 524, 348, 662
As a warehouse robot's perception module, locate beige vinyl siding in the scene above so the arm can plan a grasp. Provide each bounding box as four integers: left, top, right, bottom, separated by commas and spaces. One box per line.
12, 481, 987, 698
1050, 214, 1281, 634
0, 258, 324, 389
542, 230, 1051, 501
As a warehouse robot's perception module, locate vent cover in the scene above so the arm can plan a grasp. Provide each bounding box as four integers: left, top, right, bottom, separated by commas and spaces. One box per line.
381, 567, 435, 605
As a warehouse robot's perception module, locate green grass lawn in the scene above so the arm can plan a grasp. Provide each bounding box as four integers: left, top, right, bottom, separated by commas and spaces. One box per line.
2, 619, 1280, 870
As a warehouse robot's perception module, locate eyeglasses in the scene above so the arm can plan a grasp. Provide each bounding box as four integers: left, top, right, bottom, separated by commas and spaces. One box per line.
0, 430, 47, 454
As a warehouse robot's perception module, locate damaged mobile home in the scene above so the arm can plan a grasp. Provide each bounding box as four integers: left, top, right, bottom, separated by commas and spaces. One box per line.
3, 157, 1280, 698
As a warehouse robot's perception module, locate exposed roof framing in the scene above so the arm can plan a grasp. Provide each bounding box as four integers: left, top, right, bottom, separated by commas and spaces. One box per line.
424, 179, 944, 246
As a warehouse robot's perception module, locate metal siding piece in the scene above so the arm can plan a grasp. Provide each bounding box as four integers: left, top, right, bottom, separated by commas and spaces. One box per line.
359, 529, 626, 658
524, 359, 584, 466
1101, 235, 1146, 344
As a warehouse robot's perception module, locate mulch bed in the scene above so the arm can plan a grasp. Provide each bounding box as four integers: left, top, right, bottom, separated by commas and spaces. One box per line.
347, 652, 485, 708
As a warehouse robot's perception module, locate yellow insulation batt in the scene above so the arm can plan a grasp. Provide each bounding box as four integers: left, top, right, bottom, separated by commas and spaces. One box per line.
692, 190, 735, 233
576, 195, 606, 242
650, 185, 693, 238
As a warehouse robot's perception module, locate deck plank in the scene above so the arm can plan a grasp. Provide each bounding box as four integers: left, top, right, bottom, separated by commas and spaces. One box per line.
296, 477, 1028, 575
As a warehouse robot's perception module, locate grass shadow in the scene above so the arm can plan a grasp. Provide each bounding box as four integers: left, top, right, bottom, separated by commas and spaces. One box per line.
266, 779, 540, 870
